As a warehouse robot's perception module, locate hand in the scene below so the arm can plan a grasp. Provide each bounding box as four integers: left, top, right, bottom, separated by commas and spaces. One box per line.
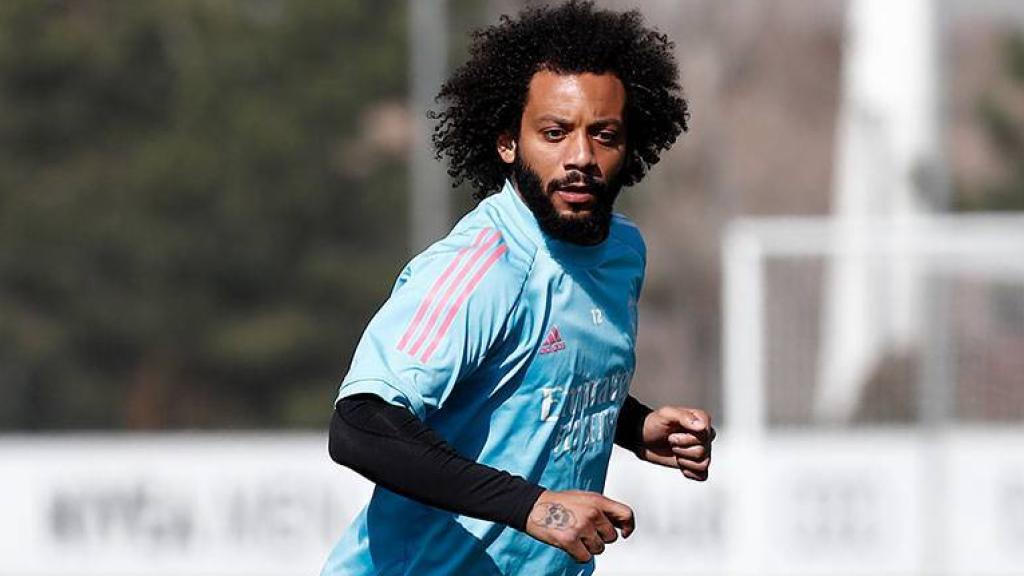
639, 406, 715, 481
524, 490, 635, 564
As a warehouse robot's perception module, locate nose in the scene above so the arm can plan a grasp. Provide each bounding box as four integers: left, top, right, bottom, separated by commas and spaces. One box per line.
563, 130, 597, 173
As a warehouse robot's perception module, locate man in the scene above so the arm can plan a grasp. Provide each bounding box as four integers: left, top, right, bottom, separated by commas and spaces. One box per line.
322, 2, 714, 575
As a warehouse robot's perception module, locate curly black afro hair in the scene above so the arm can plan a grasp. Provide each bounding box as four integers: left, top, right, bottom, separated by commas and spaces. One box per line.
431, 0, 689, 199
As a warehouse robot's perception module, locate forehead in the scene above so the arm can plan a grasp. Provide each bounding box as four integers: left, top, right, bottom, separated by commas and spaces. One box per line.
522, 70, 626, 121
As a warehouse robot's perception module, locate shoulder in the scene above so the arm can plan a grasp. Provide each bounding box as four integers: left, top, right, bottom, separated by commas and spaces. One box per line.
400, 218, 533, 309
442, 193, 539, 278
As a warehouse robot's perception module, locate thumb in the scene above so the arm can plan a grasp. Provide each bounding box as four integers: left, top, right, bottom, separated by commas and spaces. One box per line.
675, 408, 710, 434
597, 496, 635, 538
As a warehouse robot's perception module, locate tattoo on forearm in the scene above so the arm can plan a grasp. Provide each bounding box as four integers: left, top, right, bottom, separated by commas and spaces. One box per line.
532, 503, 576, 530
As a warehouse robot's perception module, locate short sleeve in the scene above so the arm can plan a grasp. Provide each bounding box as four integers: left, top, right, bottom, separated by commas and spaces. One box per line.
336, 227, 524, 420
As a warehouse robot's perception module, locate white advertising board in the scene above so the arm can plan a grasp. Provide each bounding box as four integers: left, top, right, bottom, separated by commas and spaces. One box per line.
0, 434, 371, 576
1, 430, 1022, 575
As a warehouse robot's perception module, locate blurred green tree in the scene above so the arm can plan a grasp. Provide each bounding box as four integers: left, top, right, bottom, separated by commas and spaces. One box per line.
0, 0, 417, 429
956, 31, 1024, 211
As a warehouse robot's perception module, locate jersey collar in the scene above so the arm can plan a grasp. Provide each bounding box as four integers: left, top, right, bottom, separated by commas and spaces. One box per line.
497, 179, 609, 267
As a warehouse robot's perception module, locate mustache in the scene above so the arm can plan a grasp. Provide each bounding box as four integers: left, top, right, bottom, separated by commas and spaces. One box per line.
546, 171, 608, 194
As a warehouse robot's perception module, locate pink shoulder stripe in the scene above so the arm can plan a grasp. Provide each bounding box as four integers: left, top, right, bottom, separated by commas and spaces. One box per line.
407, 228, 502, 356
397, 227, 491, 352
420, 242, 508, 363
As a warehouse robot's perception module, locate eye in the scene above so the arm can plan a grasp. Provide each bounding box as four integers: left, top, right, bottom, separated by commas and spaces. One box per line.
542, 128, 566, 142
595, 130, 620, 145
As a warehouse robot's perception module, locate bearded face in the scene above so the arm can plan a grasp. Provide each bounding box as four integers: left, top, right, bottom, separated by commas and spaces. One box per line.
512, 155, 621, 245
498, 72, 628, 245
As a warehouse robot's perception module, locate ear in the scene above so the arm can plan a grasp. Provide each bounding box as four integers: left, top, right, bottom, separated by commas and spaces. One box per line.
496, 132, 516, 165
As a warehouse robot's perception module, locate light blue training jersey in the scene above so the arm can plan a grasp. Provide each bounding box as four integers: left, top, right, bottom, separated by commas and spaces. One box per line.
322, 180, 645, 576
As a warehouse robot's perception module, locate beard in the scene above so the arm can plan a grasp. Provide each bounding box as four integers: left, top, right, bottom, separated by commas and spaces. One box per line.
512, 156, 621, 246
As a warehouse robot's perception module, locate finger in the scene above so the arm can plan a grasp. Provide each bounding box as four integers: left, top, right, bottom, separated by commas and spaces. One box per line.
593, 516, 619, 544
597, 497, 635, 538
563, 537, 592, 563
709, 426, 717, 442
581, 533, 606, 556
668, 432, 702, 447
680, 455, 711, 481
671, 444, 707, 461
683, 468, 709, 481
677, 455, 711, 473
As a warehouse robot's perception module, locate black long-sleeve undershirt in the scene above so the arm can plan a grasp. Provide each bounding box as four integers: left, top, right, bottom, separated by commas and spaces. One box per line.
330, 394, 544, 531
328, 393, 654, 532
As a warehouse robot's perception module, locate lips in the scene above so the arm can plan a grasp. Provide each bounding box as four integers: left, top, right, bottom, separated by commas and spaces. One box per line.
555, 187, 595, 205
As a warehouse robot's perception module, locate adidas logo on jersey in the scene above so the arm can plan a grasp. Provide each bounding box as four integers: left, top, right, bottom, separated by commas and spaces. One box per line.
539, 326, 566, 355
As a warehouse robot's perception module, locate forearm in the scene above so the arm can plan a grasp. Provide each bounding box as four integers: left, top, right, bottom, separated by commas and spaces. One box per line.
613, 394, 653, 458
329, 394, 545, 531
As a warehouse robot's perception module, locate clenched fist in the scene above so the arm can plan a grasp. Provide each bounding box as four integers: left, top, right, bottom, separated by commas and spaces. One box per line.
639, 406, 716, 481
524, 490, 635, 563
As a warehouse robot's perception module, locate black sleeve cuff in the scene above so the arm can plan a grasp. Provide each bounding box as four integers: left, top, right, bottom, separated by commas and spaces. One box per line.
507, 480, 546, 532
614, 395, 654, 459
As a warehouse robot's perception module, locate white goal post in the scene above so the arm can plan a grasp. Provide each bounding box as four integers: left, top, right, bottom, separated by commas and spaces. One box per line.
722, 213, 1024, 575
724, 213, 1024, 434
